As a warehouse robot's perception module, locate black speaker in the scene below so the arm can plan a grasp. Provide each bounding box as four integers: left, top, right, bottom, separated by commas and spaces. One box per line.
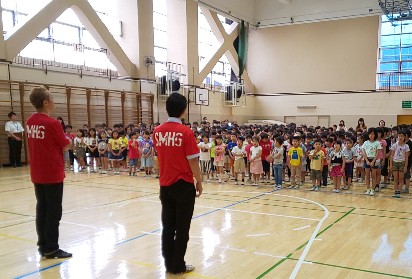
160, 76, 180, 95
226, 85, 233, 101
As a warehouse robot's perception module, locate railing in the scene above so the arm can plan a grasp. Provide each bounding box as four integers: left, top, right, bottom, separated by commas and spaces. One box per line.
377, 71, 412, 91
12, 56, 119, 79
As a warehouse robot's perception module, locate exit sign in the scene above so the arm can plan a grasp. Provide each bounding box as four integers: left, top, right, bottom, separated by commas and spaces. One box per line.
402, 101, 412, 109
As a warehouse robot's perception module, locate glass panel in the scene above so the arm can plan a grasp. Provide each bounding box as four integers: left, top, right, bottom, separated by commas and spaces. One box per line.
402, 47, 412, 60
54, 43, 83, 65
15, 0, 52, 15
154, 29, 167, 48
56, 9, 82, 26
2, 10, 14, 32
153, 12, 167, 31
51, 23, 80, 44
81, 29, 101, 49
402, 33, 412, 46
381, 48, 400, 61
380, 62, 399, 72
401, 61, 412, 71
154, 46, 167, 62
381, 21, 401, 35
403, 23, 412, 33
20, 39, 54, 60
381, 34, 401, 47
153, 0, 167, 16
84, 49, 109, 69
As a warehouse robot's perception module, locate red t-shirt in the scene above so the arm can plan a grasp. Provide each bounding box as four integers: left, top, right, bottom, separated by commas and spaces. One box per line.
321, 147, 328, 166
128, 140, 140, 159
153, 120, 200, 186
260, 140, 272, 161
27, 113, 70, 184
245, 143, 253, 161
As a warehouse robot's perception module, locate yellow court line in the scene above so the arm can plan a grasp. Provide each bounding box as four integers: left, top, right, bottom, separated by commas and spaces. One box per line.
120, 258, 221, 279
0, 233, 35, 243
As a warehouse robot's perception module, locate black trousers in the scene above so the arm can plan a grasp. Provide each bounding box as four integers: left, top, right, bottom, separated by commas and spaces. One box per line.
34, 183, 64, 255
8, 138, 22, 166
159, 180, 196, 273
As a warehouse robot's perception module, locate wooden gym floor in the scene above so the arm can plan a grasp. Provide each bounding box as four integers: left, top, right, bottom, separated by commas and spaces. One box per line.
0, 166, 411, 279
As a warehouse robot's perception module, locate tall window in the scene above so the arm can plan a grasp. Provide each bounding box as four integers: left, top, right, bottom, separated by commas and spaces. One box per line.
380, 17, 412, 72
2, 0, 119, 72
153, 0, 167, 77
198, 9, 233, 87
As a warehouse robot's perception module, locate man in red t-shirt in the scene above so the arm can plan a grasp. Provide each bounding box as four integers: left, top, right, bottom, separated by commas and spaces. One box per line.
26, 87, 72, 259
153, 93, 202, 275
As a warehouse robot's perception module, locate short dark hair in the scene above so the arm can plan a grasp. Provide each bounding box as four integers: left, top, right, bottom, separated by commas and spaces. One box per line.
29, 87, 51, 109
8, 111, 16, 118
166, 93, 187, 118
314, 139, 322, 144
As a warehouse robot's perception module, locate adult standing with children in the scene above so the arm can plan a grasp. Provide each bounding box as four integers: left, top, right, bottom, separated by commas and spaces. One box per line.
26, 87, 72, 259
5, 111, 24, 167
153, 93, 203, 275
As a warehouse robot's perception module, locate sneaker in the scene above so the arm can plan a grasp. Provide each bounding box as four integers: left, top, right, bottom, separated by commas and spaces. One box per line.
170, 264, 195, 274
335, 189, 340, 193
288, 185, 294, 189
352, 178, 358, 182
333, 189, 337, 193
129, 173, 132, 176
392, 192, 401, 198
374, 186, 380, 192
277, 184, 283, 189
241, 181, 244, 185
402, 188, 410, 194
292, 185, 300, 189
218, 179, 222, 183
310, 185, 317, 191
364, 189, 371, 195
369, 189, 375, 196
342, 185, 349, 190
358, 178, 364, 183
252, 182, 257, 186
45, 249, 72, 259
102, 171, 107, 174
235, 181, 239, 185
315, 186, 320, 191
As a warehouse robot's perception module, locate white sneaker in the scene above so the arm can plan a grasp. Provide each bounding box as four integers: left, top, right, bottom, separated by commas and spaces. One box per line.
364, 189, 371, 195
333, 189, 337, 193
369, 189, 375, 196
310, 185, 317, 191
315, 186, 320, 191
335, 189, 340, 193
218, 179, 222, 183
352, 178, 358, 182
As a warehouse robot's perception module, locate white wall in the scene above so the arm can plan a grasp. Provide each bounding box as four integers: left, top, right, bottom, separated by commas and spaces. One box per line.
254, 0, 381, 27
254, 91, 412, 128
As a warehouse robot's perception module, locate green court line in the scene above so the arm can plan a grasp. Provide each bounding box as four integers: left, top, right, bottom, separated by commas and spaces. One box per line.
287, 257, 412, 279
199, 195, 412, 222
256, 208, 355, 279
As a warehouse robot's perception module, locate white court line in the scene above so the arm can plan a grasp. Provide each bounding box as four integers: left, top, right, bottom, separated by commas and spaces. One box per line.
293, 225, 311, 231
246, 233, 270, 237
253, 252, 286, 259
140, 231, 161, 236
226, 208, 320, 221
272, 193, 329, 279
140, 198, 321, 221
61, 221, 101, 230
314, 238, 322, 241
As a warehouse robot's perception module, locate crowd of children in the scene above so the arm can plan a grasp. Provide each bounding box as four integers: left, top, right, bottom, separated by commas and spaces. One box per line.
60, 117, 412, 199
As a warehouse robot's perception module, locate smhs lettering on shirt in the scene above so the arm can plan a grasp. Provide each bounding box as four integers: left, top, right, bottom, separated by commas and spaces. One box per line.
154, 132, 183, 147
26, 125, 45, 139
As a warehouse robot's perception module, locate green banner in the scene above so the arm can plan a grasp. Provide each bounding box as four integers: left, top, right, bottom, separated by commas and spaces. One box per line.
238, 20, 248, 78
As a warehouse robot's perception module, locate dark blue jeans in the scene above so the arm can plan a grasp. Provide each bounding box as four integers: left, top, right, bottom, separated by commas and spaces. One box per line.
160, 179, 196, 273
34, 183, 63, 255
273, 164, 283, 185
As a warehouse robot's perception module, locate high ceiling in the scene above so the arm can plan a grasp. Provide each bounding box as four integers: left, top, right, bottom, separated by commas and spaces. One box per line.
198, 0, 382, 27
